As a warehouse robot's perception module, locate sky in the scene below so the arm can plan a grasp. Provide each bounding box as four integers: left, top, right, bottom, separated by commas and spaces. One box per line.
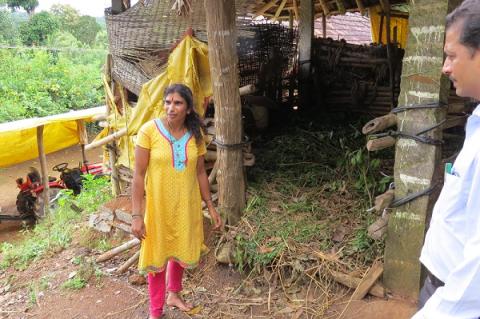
37, 0, 114, 17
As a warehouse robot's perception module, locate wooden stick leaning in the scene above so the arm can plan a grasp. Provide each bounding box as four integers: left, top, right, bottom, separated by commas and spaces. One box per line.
116, 250, 140, 274
96, 238, 141, 263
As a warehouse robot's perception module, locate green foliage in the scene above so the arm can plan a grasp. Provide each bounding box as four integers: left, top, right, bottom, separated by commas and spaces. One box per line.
6, 0, 38, 14
0, 9, 21, 45
70, 15, 101, 46
0, 48, 105, 123
50, 4, 79, 30
0, 175, 112, 270
61, 276, 87, 290
19, 11, 58, 46
61, 256, 102, 290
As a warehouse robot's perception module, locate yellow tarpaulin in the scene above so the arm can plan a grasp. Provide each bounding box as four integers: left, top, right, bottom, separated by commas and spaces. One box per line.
109, 34, 213, 169
0, 106, 106, 168
370, 6, 409, 49
127, 34, 212, 135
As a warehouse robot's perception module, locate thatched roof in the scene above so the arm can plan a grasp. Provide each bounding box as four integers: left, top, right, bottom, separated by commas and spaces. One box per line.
244, 0, 407, 20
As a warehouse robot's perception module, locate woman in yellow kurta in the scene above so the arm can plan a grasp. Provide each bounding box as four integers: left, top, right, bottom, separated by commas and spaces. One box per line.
131, 84, 222, 319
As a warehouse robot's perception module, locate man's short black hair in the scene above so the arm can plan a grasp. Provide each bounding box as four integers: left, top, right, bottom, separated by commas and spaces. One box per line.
446, 0, 480, 55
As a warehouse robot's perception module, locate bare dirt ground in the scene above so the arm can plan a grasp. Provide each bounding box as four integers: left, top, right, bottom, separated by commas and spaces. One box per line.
0, 147, 417, 319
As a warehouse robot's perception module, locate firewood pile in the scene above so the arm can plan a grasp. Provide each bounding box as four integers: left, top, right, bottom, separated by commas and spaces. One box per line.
312, 37, 404, 115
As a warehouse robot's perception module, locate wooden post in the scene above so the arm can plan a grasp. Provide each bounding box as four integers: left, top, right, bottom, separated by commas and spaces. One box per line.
298, 0, 313, 109
322, 13, 327, 38
77, 120, 88, 166
204, 0, 245, 225
383, 0, 462, 298
36, 125, 49, 215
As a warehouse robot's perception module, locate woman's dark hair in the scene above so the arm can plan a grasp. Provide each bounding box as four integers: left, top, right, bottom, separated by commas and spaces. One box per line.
163, 83, 204, 144
446, 0, 480, 56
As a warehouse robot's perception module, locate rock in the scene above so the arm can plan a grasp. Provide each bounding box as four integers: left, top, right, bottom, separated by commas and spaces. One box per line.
128, 274, 146, 286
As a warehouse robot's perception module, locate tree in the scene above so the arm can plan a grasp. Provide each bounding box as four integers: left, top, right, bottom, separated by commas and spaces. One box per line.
6, 0, 38, 15
0, 9, 20, 45
70, 15, 101, 46
19, 11, 59, 45
50, 4, 79, 30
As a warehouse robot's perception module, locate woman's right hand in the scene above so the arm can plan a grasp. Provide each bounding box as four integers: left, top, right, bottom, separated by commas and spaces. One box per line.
131, 217, 146, 240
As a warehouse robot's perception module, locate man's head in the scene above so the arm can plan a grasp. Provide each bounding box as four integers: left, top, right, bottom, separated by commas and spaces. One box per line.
443, 0, 480, 99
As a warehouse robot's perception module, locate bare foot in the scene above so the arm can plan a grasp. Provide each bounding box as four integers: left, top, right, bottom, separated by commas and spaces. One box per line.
166, 292, 193, 312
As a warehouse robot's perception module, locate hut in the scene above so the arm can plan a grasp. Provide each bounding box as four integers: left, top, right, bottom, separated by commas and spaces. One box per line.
90, 0, 472, 299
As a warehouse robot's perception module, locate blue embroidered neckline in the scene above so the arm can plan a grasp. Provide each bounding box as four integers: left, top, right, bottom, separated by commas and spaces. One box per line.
154, 119, 192, 171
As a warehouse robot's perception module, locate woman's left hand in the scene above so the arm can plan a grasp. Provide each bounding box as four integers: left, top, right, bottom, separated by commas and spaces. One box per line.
208, 207, 223, 230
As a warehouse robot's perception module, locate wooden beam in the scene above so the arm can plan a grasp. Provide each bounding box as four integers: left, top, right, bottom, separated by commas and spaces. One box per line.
36, 125, 49, 216
355, 0, 366, 15
336, 0, 346, 14
273, 0, 287, 21
204, 0, 245, 225
319, 0, 330, 15
254, 0, 278, 17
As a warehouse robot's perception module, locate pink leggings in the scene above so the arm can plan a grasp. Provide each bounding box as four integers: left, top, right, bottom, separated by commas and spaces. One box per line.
147, 260, 184, 318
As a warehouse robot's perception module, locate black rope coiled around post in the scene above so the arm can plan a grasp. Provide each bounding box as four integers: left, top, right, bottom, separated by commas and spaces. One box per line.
390, 183, 440, 208
212, 136, 250, 150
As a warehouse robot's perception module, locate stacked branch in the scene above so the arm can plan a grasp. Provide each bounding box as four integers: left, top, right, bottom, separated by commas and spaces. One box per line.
312, 37, 404, 114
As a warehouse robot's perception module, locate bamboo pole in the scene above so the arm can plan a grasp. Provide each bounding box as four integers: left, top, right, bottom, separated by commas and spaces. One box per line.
204, 0, 245, 225
254, 0, 278, 17
116, 250, 140, 274
355, 0, 366, 15
292, 0, 299, 21
319, 0, 330, 15
96, 238, 140, 263
85, 128, 127, 151
273, 0, 287, 21
36, 125, 49, 216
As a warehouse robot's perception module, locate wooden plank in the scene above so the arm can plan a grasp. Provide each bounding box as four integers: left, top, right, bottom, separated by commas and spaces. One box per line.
351, 261, 384, 301
204, 0, 246, 225
331, 270, 385, 298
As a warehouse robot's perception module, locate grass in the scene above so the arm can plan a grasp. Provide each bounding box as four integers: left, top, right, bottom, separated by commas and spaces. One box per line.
0, 174, 112, 270
234, 114, 393, 274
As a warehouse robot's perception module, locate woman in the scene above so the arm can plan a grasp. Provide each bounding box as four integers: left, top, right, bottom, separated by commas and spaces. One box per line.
131, 83, 222, 319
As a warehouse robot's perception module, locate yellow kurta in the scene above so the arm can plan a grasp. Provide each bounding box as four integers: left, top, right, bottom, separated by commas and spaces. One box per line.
136, 119, 207, 273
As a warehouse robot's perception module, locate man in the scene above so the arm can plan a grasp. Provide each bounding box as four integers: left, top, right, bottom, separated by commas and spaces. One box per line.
412, 0, 480, 318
